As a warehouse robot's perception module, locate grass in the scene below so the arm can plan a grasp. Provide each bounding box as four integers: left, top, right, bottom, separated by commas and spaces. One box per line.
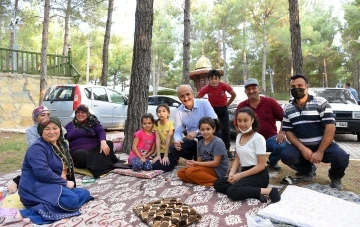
269, 161, 360, 194
0, 132, 27, 174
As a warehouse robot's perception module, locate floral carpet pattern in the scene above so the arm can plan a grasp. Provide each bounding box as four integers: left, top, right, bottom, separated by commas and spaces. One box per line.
1, 167, 360, 226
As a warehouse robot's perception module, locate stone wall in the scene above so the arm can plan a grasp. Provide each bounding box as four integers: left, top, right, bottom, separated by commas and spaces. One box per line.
0, 73, 75, 128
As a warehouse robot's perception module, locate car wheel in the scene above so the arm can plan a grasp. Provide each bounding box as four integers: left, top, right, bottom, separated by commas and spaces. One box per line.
357, 133, 360, 142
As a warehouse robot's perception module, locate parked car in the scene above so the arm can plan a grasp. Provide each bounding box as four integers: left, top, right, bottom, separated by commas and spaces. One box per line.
42, 85, 129, 129
147, 95, 181, 120
308, 88, 360, 141
42, 85, 181, 129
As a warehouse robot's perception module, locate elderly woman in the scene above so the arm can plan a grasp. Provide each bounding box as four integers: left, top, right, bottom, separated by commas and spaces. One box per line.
18, 116, 93, 225
7, 106, 62, 193
65, 104, 119, 178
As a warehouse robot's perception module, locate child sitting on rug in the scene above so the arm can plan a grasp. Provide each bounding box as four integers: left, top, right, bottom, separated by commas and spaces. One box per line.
152, 104, 175, 171
177, 117, 228, 186
213, 107, 281, 203
128, 113, 156, 171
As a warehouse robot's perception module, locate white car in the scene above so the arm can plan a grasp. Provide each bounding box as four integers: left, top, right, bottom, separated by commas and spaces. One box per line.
309, 88, 360, 141
148, 95, 181, 121
42, 85, 180, 129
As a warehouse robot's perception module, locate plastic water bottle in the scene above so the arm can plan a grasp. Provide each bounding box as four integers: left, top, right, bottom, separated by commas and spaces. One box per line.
0, 186, 7, 206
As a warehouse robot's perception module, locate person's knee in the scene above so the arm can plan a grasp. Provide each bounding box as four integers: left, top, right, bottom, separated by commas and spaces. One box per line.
143, 161, 152, 171
226, 187, 241, 201
213, 178, 222, 191
177, 168, 186, 178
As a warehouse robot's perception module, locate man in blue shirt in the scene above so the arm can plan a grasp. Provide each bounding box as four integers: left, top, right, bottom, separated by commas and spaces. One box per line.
166, 84, 218, 171
344, 82, 359, 102
281, 75, 349, 190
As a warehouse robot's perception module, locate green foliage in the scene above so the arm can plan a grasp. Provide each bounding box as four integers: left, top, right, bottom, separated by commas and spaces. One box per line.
0, 0, 353, 93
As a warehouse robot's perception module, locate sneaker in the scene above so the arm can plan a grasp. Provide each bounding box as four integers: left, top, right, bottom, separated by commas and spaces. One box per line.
266, 160, 282, 171
329, 175, 343, 191
301, 165, 317, 182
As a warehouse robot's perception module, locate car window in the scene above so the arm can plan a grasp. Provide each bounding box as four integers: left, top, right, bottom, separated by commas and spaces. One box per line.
92, 87, 109, 102
43, 86, 74, 101
148, 97, 156, 105
164, 97, 177, 106
312, 89, 357, 104
84, 87, 91, 99
108, 89, 124, 104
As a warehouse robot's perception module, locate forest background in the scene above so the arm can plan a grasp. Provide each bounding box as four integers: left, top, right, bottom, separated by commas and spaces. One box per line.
1, 0, 360, 94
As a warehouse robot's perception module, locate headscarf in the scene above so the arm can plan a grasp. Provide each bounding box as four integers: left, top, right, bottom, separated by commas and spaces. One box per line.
72, 104, 100, 134
37, 116, 74, 176
32, 105, 50, 124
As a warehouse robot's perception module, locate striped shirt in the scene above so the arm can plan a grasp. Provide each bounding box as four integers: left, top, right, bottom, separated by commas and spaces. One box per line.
282, 95, 335, 146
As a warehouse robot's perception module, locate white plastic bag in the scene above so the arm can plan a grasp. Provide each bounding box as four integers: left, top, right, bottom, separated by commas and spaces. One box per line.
246, 214, 274, 227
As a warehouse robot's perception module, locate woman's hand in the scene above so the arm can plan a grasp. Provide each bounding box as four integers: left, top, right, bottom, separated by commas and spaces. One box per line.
152, 155, 161, 164
67, 181, 75, 189
6, 180, 18, 193
161, 156, 170, 165
228, 173, 242, 184
100, 140, 110, 155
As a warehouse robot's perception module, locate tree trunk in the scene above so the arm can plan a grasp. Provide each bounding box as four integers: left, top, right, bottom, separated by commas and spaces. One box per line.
39, 0, 50, 105
153, 55, 161, 96
100, 0, 114, 86
217, 30, 221, 69
62, 0, 71, 56
242, 21, 248, 83
261, 18, 267, 94
86, 38, 91, 84
182, 0, 190, 84
289, 0, 303, 75
122, 0, 154, 154
222, 30, 227, 83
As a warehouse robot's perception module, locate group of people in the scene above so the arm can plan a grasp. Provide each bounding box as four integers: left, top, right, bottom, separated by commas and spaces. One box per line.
5, 104, 122, 224
4, 69, 352, 224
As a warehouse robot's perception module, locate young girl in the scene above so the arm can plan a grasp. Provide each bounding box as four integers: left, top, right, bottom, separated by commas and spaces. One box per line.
177, 117, 228, 186
152, 104, 174, 171
128, 113, 156, 171
213, 107, 280, 203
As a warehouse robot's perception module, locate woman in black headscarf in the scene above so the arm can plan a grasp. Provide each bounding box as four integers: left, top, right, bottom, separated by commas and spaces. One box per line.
18, 116, 93, 225
65, 104, 119, 178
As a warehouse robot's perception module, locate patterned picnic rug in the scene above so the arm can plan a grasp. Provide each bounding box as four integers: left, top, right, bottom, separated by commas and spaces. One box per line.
0, 168, 268, 226
1, 168, 360, 226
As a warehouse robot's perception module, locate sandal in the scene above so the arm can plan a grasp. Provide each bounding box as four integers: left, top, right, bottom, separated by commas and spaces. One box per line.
281, 176, 303, 185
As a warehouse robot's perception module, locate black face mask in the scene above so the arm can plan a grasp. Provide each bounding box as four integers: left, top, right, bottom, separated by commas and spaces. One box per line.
291, 88, 306, 99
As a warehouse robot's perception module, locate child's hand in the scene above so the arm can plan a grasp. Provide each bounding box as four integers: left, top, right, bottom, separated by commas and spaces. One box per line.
141, 157, 146, 162
161, 156, 170, 165
228, 173, 242, 184
186, 160, 195, 167
152, 155, 161, 163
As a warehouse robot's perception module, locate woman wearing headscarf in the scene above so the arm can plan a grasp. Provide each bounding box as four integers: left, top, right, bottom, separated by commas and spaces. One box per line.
7, 106, 66, 193
65, 104, 119, 178
18, 116, 93, 225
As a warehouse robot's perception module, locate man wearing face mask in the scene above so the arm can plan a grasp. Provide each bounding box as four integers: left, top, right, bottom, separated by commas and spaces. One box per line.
281, 75, 349, 190
235, 78, 289, 170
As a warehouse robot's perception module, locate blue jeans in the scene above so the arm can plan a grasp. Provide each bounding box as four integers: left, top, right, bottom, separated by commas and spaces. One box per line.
266, 135, 289, 165
280, 142, 349, 179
